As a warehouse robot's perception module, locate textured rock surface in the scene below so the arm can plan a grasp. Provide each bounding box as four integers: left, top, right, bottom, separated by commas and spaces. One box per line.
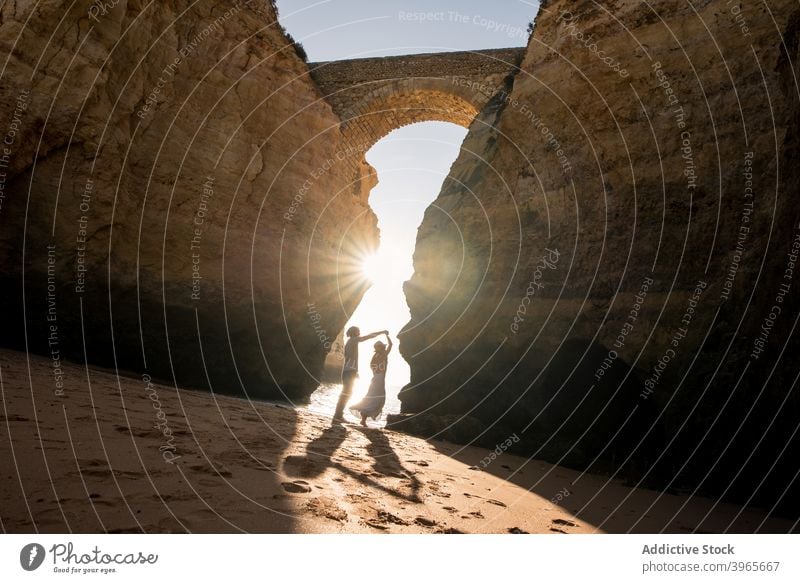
2, 0, 798, 520
0, 0, 378, 400
396, 0, 800, 514
310, 48, 526, 153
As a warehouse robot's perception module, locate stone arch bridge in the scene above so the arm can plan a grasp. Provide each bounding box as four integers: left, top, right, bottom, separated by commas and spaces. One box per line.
309, 48, 526, 156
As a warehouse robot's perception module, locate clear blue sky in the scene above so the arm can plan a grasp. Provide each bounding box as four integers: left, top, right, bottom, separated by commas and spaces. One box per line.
275, 1, 540, 399
275, 0, 539, 60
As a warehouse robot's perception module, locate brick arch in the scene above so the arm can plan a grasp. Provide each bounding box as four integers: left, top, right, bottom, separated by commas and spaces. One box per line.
309, 48, 526, 157
338, 79, 481, 154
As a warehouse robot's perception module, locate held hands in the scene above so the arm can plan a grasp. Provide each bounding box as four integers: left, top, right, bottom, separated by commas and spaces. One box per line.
361, 329, 391, 342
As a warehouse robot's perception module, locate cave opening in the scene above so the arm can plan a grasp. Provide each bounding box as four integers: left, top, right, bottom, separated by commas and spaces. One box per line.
306, 121, 467, 422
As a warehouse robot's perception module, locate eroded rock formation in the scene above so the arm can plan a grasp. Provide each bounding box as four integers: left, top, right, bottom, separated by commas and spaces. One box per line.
395, 0, 800, 515
2, 0, 798, 519
0, 0, 378, 400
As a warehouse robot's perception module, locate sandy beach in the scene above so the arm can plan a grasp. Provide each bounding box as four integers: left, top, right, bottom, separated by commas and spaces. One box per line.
0, 349, 792, 534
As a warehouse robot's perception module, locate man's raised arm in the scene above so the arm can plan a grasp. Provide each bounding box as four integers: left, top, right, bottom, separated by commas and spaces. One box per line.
358, 330, 388, 342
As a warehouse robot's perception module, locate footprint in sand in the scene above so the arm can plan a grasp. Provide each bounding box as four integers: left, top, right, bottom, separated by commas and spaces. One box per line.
377, 510, 409, 526
281, 480, 312, 493
463, 493, 506, 508
508, 527, 529, 534
155, 517, 189, 533
435, 527, 464, 534
188, 464, 232, 478
305, 497, 347, 522
552, 518, 577, 527
427, 482, 451, 498
0, 414, 29, 422
414, 516, 437, 527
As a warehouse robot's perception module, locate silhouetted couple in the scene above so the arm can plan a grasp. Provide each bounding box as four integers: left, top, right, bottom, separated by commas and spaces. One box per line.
334, 326, 393, 426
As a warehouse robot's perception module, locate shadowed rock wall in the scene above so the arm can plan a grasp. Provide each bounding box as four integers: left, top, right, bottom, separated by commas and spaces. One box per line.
0, 0, 378, 400
395, 0, 800, 516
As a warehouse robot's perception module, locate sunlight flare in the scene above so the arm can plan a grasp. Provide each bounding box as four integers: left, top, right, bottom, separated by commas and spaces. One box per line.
360, 252, 384, 285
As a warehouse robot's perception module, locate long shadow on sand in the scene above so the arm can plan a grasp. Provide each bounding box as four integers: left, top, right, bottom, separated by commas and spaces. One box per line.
353, 425, 422, 502
283, 421, 421, 503
432, 442, 797, 533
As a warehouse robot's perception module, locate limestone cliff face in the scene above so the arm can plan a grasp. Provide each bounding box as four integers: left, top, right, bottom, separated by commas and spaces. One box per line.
397, 0, 800, 513
0, 0, 378, 399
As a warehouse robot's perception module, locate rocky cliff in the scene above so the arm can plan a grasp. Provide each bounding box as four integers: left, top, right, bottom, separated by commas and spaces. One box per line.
2, 0, 798, 518
0, 0, 378, 400
396, 0, 800, 515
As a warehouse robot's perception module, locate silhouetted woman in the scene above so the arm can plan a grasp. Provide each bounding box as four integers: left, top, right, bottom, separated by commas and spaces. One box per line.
350, 333, 392, 426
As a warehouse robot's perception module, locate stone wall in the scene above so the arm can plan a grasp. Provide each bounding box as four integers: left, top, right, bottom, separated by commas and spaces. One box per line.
394, 0, 800, 516
0, 0, 378, 400
310, 48, 526, 154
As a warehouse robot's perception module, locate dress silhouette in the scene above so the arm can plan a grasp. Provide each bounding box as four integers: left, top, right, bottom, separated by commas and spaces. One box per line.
350, 334, 392, 425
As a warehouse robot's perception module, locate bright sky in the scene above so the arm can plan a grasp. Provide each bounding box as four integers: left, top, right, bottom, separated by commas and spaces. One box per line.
352, 122, 467, 389
275, 0, 539, 392
275, 0, 539, 60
